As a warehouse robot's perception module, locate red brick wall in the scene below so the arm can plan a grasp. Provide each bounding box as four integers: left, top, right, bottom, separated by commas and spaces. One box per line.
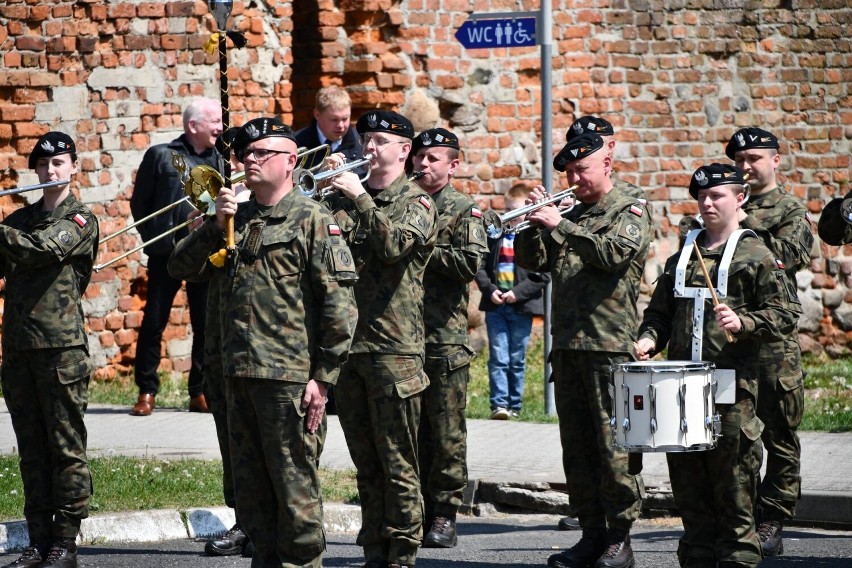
1, 0, 851, 378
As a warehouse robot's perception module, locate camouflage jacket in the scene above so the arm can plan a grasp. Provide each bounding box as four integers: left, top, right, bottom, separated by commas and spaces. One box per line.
613, 177, 645, 200
322, 172, 437, 354
638, 231, 802, 397
817, 190, 852, 246
423, 184, 488, 346
168, 192, 358, 385
515, 184, 652, 354
741, 184, 811, 379
0, 194, 98, 351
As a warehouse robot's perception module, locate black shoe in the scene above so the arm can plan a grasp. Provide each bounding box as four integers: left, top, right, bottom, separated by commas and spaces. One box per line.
39, 538, 77, 568
548, 528, 607, 568
423, 515, 458, 548
595, 530, 634, 568
558, 516, 581, 531
1, 544, 44, 568
204, 524, 248, 556
757, 520, 784, 556
241, 538, 255, 558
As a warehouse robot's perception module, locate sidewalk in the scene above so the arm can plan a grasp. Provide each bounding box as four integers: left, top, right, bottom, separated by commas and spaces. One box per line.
1, 401, 850, 551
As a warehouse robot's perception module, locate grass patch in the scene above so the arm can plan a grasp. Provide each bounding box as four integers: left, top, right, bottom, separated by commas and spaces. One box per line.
0, 455, 358, 522
89, 371, 190, 409
467, 334, 852, 432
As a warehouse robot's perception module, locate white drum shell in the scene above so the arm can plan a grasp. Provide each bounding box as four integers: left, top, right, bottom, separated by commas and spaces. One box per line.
611, 361, 717, 453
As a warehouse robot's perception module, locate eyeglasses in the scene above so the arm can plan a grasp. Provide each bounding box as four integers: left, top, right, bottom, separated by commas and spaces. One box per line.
241, 148, 293, 164
362, 134, 404, 149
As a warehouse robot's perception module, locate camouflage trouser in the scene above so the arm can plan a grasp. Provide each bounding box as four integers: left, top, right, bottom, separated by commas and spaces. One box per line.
668, 393, 764, 568
1, 346, 93, 541
226, 377, 325, 568
756, 370, 804, 522
203, 337, 236, 511
552, 350, 643, 531
336, 353, 428, 566
419, 344, 471, 520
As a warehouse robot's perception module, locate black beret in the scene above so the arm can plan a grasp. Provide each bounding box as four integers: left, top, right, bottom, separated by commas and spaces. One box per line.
725, 127, 780, 160
411, 128, 460, 155
356, 110, 414, 140
28, 131, 76, 169
553, 133, 604, 172
232, 117, 296, 162
689, 163, 746, 198
566, 116, 614, 142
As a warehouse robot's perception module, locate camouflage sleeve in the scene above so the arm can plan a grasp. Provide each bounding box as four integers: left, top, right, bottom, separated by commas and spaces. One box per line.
514, 227, 551, 272
551, 202, 651, 273
741, 202, 813, 272
308, 212, 358, 385
0, 211, 97, 267
736, 251, 802, 342
167, 217, 222, 282
354, 192, 437, 263
427, 207, 488, 283
637, 268, 676, 354
817, 194, 852, 246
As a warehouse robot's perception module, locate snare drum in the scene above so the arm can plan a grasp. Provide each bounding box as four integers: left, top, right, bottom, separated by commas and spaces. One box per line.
611, 361, 719, 452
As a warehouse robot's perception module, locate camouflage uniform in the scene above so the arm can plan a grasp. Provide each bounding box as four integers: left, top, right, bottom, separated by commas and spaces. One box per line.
0, 194, 97, 542
638, 230, 802, 568
741, 186, 812, 523
323, 173, 437, 566
419, 184, 487, 522
168, 192, 357, 568
514, 185, 650, 533
817, 191, 852, 246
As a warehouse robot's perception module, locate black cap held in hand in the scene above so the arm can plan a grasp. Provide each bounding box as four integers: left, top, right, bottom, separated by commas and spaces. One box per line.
28, 131, 77, 169
689, 163, 746, 198
553, 133, 604, 172
356, 110, 415, 140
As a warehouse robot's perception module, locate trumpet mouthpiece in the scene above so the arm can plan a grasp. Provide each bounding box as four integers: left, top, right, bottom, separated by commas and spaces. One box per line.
410, 171, 425, 180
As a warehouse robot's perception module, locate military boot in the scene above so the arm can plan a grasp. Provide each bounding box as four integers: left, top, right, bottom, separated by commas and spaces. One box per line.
205, 523, 248, 556
757, 520, 784, 556
0, 541, 46, 568
595, 529, 634, 568
548, 527, 607, 568
39, 538, 77, 568
423, 515, 458, 548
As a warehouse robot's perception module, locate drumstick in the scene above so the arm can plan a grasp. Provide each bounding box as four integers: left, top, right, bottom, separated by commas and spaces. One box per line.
693, 242, 735, 343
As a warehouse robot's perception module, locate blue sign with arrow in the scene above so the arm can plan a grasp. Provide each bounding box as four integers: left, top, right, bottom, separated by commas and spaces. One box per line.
455, 16, 537, 49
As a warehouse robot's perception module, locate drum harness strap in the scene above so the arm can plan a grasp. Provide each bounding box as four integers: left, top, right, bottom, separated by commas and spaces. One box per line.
674, 228, 756, 360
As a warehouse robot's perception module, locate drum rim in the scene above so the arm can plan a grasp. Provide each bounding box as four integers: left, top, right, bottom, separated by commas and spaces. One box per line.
615, 360, 714, 372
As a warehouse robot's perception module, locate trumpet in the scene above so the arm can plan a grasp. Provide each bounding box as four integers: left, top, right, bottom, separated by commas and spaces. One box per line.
483, 186, 579, 238
298, 155, 373, 199
0, 179, 70, 198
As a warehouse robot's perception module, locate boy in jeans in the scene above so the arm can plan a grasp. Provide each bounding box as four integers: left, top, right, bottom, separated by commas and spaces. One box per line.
475, 183, 550, 419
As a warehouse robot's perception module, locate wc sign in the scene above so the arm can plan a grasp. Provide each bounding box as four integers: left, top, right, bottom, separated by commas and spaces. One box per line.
455, 15, 537, 49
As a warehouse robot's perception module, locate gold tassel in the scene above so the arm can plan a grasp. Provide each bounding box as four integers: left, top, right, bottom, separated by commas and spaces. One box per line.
203, 33, 219, 55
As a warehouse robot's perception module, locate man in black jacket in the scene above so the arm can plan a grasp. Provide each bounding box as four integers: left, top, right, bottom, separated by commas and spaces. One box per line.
474, 183, 550, 419
294, 86, 364, 173
128, 97, 222, 416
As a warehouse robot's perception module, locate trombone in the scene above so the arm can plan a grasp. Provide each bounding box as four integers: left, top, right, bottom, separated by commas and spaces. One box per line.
295, 144, 331, 172
297, 155, 373, 199
0, 179, 70, 198
483, 185, 579, 238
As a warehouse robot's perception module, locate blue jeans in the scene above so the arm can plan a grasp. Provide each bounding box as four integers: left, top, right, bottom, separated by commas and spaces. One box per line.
485, 304, 533, 411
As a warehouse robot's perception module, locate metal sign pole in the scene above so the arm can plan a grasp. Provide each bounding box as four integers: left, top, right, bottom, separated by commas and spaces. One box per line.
540, 0, 556, 417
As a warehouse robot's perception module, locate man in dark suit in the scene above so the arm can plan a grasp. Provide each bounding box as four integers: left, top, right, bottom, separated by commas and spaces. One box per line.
294, 86, 364, 171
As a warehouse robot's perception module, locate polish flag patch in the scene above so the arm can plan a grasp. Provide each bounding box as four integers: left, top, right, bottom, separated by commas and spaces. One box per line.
775, 259, 786, 270
72, 214, 87, 227
629, 205, 643, 217
328, 224, 341, 236
419, 196, 432, 210
471, 207, 482, 218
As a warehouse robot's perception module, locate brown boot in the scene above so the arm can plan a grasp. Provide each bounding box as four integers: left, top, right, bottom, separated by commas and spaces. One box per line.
594, 529, 634, 568
548, 528, 607, 568
39, 538, 77, 567
189, 394, 210, 413
423, 515, 457, 548
130, 393, 155, 416
757, 520, 784, 556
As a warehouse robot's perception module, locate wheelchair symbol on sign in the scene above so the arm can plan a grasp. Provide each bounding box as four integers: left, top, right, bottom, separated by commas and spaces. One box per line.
493, 20, 534, 46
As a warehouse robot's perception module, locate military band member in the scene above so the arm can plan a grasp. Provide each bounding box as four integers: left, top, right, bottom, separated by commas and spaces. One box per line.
726, 127, 812, 556
168, 117, 358, 568
322, 110, 437, 568
515, 133, 650, 568
636, 163, 801, 568
566, 115, 644, 200
410, 128, 488, 548
0, 132, 98, 568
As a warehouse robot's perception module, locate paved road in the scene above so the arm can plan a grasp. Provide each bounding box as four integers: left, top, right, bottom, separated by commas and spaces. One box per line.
2, 516, 848, 568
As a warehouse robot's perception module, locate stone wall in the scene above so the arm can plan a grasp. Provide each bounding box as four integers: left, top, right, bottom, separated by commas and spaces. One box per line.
1, 0, 851, 379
